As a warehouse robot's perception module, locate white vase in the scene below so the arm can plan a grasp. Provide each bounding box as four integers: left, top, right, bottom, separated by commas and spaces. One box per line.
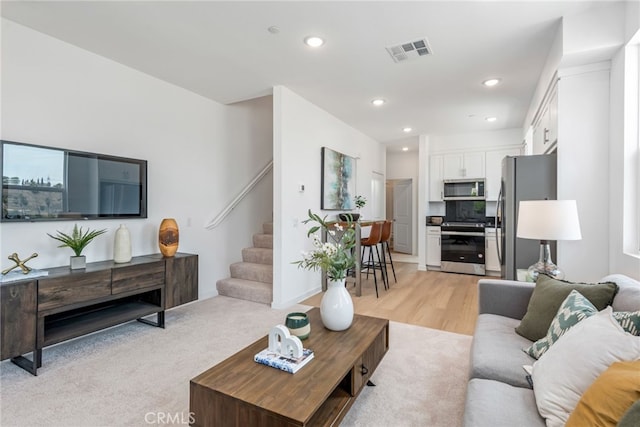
114, 224, 132, 263
320, 278, 354, 331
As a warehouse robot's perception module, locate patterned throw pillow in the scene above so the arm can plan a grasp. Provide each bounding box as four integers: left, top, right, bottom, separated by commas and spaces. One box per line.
613, 311, 640, 335
526, 290, 597, 359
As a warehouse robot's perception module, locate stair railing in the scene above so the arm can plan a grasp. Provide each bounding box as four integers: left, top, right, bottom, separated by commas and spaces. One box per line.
205, 159, 273, 230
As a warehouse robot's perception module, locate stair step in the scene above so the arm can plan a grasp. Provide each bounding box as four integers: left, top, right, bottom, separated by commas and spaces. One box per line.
242, 247, 273, 265
263, 222, 273, 235
253, 233, 273, 249
230, 262, 273, 284
216, 278, 272, 305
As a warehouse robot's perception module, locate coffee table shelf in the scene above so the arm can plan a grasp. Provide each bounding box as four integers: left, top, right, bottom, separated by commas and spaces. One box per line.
190, 308, 389, 426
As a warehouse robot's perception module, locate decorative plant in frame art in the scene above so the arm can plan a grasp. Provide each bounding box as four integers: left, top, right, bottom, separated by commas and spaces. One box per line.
293, 210, 355, 331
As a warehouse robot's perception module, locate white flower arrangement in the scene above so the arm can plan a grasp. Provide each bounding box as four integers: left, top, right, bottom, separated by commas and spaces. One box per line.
293, 210, 356, 280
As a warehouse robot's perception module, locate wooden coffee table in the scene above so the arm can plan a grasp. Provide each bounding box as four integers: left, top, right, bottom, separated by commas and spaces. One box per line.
190, 307, 389, 426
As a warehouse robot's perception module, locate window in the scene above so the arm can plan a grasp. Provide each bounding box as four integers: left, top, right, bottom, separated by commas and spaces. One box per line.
623, 29, 640, 255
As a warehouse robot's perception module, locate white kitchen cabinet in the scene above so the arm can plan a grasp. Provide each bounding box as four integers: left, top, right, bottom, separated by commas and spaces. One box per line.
533, 80, 558, 155
485, 228, 501, 276
485, 147, 522, 201
443, 152, 485, 179
429, 155, 444, 201
426, 226, 441, 269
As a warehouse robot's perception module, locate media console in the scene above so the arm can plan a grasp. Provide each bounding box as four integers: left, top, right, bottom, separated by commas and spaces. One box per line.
0, 253, 198, 375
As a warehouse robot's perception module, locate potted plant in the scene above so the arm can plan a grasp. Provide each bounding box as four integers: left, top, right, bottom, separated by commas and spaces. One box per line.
48, 224, 107, 269
339, 195, 367, 222
294, 210, 356, 331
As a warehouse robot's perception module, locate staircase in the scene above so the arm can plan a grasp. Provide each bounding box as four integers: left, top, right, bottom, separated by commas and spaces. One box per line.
216, 223, 273, 305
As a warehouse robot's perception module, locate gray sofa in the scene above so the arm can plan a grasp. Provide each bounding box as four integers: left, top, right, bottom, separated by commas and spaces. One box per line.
462, 274, 640, 427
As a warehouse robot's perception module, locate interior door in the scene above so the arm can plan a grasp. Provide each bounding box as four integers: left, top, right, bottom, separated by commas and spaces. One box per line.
393, 179, 412, 254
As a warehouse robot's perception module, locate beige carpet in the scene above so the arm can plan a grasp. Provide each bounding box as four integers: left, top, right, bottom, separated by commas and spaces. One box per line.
0, 296, 471, 427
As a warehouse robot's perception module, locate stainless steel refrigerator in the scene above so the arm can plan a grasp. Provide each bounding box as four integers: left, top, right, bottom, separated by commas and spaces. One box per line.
497, 154, 557, 280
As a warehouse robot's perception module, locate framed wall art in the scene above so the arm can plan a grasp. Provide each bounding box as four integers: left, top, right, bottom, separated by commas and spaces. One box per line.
321, 147, 355, 210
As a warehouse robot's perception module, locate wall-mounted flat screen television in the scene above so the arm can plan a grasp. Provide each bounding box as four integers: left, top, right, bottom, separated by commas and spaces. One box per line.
1, 140, 147, 222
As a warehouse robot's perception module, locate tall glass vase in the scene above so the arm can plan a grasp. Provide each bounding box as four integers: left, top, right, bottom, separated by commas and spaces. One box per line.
320, 278, 354, 331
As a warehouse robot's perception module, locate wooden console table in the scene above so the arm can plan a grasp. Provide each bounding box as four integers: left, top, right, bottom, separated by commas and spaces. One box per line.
190, 308, 389, 426
0, 252, 198, 375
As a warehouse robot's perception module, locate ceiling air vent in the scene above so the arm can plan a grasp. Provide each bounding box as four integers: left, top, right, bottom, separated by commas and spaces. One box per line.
386, 38, 433, 63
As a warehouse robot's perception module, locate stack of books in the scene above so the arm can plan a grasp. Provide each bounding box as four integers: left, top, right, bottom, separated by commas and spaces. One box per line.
254, 348, 314, 374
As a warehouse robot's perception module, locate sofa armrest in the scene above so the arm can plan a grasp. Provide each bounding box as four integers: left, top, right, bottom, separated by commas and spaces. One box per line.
478, 279, 535, 320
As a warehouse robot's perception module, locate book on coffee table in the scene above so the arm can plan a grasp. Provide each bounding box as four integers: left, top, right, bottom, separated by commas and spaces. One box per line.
254, 348, 314, 374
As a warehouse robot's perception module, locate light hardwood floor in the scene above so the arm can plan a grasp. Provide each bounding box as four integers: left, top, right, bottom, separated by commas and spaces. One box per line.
301, 261, 482, 336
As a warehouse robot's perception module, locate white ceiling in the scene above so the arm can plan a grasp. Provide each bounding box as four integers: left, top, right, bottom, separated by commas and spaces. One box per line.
1, 1, 615, 149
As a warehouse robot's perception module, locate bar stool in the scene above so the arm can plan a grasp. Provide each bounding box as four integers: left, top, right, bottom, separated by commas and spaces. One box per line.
360, 221, 387, 297
380, 220, 397, 284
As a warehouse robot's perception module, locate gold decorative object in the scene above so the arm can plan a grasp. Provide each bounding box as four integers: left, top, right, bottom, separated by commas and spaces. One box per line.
159, 218, 179, 257
1, 252, 38, 275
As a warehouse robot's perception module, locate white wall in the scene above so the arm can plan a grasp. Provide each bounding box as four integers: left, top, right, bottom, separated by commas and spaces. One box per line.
428, 128, 523, 153
273, 86, 385, 309
556, 63, 611, 281
524, 1, 640, 281
1, 19, 274, 298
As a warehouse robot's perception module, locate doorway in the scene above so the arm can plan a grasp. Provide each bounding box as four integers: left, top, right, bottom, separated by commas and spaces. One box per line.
386, 179, 413, 254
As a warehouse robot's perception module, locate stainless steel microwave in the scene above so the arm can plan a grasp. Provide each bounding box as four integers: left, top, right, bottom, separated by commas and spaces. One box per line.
443, 179, 485, 200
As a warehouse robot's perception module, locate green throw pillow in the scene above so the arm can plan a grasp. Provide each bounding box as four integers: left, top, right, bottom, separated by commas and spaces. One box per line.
526, 290, 597, 359
515, 274, 618, 341
613, 311, 640, 336
618, 400, 640, 427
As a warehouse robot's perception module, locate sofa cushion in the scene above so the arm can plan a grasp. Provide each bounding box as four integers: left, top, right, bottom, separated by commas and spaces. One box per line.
565, 360, 640, 427
525, 290, 597, 359
613, 310, 640, 335
462, 378, 545, 427
470, 314, 535, 389
515, 274, 618, 341
602, 274, 640, 312
532, 307, 640, 427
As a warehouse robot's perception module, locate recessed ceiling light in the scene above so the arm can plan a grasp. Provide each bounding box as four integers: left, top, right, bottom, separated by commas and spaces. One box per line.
402, 147, 409, 151
403, 127, 412, 133
371, 98, 386, 106
304, 36, 324, 47
485, 116, 497, 122
483, 78, 501, 87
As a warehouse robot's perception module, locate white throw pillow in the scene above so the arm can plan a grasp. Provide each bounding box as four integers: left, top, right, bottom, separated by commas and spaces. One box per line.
531, 307, 640, 427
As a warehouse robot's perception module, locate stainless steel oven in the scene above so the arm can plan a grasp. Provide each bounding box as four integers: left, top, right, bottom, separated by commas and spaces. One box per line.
440, 222, 486, 275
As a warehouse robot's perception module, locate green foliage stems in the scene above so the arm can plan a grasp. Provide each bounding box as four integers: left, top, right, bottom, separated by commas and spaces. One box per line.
47, 224, 108, 257
293, 210, 356, 281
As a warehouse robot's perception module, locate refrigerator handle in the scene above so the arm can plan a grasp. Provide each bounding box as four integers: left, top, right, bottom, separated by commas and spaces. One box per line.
496, 185, 503, 265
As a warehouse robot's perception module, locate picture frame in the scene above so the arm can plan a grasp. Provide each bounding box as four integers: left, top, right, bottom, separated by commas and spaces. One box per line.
321, 147, 355, 210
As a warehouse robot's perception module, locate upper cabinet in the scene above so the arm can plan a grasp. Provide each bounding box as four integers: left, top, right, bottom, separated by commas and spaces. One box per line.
442, 152, 485, 180
532, 79, 558, 155
429, 155, 444, 201
430, 145, 522, 203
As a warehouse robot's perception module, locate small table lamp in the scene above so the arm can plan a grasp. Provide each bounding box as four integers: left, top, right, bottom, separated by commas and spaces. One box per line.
516, 200, 582, 281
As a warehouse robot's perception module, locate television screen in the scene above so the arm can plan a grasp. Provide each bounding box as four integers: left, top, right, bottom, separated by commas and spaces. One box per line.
1, 140, 147, 221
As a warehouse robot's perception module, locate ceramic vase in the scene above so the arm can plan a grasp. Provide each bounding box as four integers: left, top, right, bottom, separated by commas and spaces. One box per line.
159, 218, 179, 257
320, 278, 354, 331
70, 255, 86, 270
114, 224, 132, 263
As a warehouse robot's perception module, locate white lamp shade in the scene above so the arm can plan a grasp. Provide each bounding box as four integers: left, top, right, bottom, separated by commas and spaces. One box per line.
517, 200, 582, 241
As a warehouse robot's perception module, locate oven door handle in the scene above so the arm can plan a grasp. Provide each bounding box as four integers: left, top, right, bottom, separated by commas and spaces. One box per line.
441, 231, 485, 237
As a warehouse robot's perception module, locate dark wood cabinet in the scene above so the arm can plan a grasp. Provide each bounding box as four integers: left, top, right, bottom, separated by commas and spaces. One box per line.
164, 253, 198, 309
0, 280, 37, 361
0, 252, 198, 375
